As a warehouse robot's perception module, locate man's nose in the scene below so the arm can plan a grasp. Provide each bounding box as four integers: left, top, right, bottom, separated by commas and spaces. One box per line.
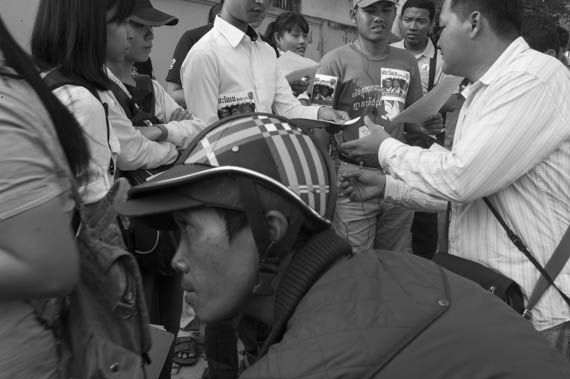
171, 246, 186, 272
145, 27, 154, 41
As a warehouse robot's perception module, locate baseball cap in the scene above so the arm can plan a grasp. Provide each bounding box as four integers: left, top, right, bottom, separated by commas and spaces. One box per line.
130, 0, 179, 27
353, 0, 398, 8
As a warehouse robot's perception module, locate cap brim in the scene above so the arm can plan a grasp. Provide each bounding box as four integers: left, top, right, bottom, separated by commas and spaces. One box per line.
114, 164, 209, 219
131, 8, 179, 27
355, 0, 397, 8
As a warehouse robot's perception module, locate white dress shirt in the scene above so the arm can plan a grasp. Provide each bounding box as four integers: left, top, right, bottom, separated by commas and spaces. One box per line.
181, 16, 320, 125
379, 37, 570, 331
391, 38, 444, 95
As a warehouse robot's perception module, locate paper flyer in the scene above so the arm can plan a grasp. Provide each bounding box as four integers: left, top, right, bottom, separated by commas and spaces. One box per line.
391, 76, 464, 123
147, 325, 175, 379
278, 50, 319, 77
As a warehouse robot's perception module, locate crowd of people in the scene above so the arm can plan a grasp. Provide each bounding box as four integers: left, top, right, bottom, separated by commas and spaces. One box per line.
1, 0, 570, 378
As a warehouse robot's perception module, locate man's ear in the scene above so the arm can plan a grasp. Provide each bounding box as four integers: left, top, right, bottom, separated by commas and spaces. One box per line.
265, 210, 289, 242
468, 11, 482, 37
350, 8, 357, 24
544, 48, 557, 57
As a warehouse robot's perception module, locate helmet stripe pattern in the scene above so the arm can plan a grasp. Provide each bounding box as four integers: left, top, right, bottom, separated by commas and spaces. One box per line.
183, 114, 330, 219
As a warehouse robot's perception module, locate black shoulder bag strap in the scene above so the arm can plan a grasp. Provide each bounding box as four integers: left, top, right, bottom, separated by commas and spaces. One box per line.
43, 67, 114, 176
428, 48, 437, 92
483, 197, 570, 319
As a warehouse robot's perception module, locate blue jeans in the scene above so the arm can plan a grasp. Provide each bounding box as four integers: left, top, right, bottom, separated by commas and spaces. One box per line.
540, 321, 570, 361
333, 166, 413, 254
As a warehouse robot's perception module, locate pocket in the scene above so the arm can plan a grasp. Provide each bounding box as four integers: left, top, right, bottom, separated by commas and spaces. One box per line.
80, 335, 145, 379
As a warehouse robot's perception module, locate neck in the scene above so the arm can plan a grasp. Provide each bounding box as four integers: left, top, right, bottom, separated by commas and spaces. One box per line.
404, 37, 428, 55
107, 60, 135, 85
355, 36, 389, 59
466, 36, 516, 83
220, 10, 249, 33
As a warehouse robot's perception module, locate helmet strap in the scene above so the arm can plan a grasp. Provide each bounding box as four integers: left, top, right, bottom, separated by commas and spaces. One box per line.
235, 176, 304, 296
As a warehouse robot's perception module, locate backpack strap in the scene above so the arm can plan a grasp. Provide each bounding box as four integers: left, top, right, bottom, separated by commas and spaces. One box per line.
107, 79, 138, 120
108, 75, 161, 127
43, 67, 114, 176
43, 67, 101, 102
132, 73, 156, 116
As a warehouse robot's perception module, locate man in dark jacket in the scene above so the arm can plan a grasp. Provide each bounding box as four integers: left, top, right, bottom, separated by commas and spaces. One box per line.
116, 113, 570, 378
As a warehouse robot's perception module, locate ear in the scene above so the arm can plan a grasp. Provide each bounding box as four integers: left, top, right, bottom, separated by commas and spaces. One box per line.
273, 31, 280, 44
265, 210, 289, 242
349, 8, 357, 24
544, 49, 557, 57
468, 11, 482, 37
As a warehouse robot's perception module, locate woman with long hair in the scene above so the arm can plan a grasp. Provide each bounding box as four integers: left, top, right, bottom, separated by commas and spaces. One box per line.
265, 11, 311, 57
31, 0, 135, 210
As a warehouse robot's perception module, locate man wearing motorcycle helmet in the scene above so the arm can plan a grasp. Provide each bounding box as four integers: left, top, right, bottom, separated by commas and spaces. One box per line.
117, 113, 570, 378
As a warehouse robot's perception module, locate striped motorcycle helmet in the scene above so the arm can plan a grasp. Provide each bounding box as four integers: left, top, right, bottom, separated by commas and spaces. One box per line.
116, 113, 337, 238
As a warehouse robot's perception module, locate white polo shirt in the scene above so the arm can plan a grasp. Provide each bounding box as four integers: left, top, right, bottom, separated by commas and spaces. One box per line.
391, 38, 444, 95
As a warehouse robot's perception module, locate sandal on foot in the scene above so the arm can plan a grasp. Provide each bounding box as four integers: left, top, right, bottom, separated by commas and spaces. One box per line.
173, 336, 198, 366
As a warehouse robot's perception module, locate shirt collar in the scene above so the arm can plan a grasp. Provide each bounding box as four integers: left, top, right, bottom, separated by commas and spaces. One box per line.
392, 38, 436, 59
422, 38, 436, 59
461, 37, 528, 100
478, 37, 529, 86
213, 15, 259, 48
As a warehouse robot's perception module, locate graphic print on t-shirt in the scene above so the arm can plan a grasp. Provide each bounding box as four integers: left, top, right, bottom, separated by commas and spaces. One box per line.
381, 68, 410, 121
217, 91, 256, 120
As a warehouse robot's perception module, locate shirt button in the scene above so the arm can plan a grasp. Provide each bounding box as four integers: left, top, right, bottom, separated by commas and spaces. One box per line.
438, 299, 450, 307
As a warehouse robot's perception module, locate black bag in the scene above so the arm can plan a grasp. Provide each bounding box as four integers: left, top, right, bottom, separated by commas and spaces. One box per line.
433, 252, 524, 314
107, 76, 178, 271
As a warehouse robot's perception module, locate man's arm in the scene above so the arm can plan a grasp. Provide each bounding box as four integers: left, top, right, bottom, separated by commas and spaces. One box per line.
166, 30, 195, 107
378, 71, 570, 202
166, 82, 186, 107
339, 166, 447, 212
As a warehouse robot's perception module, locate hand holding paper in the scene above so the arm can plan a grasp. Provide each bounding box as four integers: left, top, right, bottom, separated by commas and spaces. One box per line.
338, 165, 386, 202
340, 116, 392, 158
391, 76, 464, 123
